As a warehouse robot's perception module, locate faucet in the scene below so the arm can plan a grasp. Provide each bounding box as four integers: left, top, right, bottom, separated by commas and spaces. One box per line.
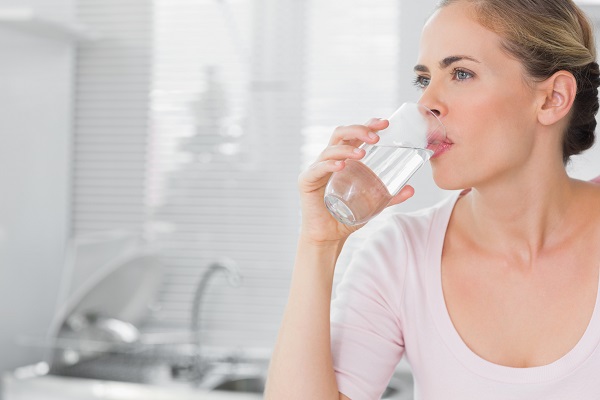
188, 258, 242, 381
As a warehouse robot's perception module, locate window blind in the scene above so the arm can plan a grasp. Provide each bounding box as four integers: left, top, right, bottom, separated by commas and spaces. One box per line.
73, 0, 152, 235
72, 0, 443, 352
143, 0, 305, 349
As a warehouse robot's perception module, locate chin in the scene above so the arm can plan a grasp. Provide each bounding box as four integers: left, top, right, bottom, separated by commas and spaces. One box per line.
431, 167, 470, 191
434, 180, 467, 191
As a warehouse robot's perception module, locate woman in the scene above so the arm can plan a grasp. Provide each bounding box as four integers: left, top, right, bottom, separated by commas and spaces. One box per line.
265, 0, 600, 398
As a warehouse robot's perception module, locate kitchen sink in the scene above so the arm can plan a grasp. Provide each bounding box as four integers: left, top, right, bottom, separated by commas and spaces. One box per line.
4, 369, 412, 400
2, 373, 262, 400
4, 354, 413, 400
211, 376, 265, 393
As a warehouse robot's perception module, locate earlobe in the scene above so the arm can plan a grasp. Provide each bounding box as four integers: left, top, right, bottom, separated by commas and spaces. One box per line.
538, 71, 577, 126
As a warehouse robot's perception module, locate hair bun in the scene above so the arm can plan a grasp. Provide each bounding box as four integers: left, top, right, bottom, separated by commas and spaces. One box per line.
564, 61, 599, 163
582, 61, 600, 90
588, 61, 600, 88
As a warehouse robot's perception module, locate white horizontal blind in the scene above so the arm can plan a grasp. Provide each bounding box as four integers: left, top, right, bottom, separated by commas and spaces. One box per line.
72, 0, 152, 234
144, 0, 305, 349
72, 0, 305, 350
72, 0, 419, 352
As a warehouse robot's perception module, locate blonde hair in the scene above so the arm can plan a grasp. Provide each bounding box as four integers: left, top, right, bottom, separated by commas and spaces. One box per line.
438, 0, 599, 163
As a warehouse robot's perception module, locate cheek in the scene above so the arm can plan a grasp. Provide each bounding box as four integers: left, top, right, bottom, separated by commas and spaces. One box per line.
458, 85, 536, 153
429, 66, 539, 185
483, 96, 537, 160
430, 97, 536, 189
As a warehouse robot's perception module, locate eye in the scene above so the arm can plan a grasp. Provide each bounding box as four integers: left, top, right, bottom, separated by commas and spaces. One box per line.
413, 75, 430, 89
452, 68, 474, 81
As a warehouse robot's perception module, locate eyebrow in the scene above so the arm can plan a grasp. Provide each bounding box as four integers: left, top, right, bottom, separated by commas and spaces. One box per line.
413, 55, 481, 73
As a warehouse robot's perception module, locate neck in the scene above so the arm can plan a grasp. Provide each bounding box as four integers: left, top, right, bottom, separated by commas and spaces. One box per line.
463, 162, 575, 263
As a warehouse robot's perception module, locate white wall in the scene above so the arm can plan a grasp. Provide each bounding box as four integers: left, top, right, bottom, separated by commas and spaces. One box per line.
0, 0, 75, 374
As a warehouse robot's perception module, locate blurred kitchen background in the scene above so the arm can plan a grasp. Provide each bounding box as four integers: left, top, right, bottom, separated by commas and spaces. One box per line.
1, 0, 600, 399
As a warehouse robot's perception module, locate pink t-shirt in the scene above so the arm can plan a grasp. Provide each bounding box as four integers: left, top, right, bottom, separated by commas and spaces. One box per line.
331, 189, 600, 400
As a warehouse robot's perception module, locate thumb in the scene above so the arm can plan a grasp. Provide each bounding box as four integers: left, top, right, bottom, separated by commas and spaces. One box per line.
387, 185, 415, 207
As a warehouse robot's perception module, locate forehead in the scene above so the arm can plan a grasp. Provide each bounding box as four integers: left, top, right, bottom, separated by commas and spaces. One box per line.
418, 2, 504, 67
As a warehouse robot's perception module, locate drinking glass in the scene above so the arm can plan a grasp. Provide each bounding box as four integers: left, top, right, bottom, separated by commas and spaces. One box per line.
323, 102, 446, 226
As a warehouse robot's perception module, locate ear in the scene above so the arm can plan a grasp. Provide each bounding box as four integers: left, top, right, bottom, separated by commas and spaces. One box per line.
537, 71, 577, 126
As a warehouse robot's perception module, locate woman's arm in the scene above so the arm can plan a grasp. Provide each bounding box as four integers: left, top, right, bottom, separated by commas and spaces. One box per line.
264, 118, 413, 399
264, 119, 386, 399
264, 237, 347, 399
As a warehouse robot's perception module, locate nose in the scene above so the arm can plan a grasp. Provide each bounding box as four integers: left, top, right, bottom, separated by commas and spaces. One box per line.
417, 85, 447, 120
427, 107, 442, 118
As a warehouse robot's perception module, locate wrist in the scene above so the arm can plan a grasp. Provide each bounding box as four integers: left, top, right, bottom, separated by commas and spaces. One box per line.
297, 234, 347, 263
298, 232, 346, 249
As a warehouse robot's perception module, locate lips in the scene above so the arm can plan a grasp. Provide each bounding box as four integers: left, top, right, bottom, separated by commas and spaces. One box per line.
429, 139, 453, 158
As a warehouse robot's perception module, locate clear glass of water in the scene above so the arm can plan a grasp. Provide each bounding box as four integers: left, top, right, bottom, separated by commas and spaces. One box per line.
324, 102, 446, 226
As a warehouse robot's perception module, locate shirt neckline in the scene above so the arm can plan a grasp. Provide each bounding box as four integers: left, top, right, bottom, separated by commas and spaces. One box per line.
426, 190, 600, 384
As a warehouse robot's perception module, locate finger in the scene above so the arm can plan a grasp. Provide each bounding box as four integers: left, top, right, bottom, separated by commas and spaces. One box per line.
328, 125, 377, 147
328, 119, 387, 146
316, 144, 365, 163
300, 159, 345, 188
364, 118, 389, 131
387, 185, 415, 206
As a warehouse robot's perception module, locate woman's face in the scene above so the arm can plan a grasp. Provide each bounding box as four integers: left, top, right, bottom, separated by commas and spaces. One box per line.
416, 2, 541, 190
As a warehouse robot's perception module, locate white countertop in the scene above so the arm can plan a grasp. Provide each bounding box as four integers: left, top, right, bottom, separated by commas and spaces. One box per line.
3, 374, 263, 400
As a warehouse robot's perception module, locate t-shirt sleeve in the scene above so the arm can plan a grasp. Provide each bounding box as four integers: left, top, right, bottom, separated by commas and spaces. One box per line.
330, 219, 409, 400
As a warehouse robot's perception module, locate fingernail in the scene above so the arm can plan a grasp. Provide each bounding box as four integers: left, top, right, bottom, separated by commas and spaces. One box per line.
368, 132, 378, 139
335, 160, 342, 166
353, 148, 362, 154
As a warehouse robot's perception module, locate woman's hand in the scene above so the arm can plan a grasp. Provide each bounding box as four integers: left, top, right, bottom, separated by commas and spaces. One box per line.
298, 118, 415, 244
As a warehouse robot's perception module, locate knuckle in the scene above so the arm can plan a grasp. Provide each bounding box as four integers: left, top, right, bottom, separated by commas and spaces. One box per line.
317, 147, 330, 159
350, 124, 367, 132
332, 125, 346, 133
